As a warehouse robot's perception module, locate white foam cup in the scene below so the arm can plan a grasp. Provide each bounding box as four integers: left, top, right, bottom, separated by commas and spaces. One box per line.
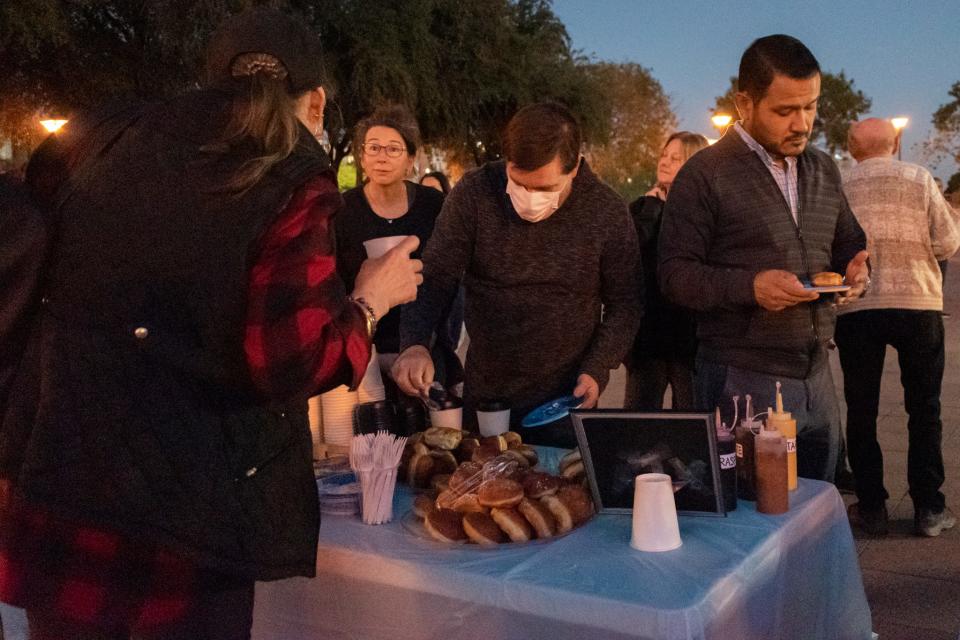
476, 402, 510, 437
363, 235, 408, 259
429, 407, 463, 430
630, 473, 682, 552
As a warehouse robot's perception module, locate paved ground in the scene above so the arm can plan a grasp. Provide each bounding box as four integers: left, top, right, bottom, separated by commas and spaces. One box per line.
598, 257, 960, 640
3, 270, 958, 639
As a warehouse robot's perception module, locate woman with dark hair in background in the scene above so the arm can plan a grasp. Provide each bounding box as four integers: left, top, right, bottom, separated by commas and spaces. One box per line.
624, 131, 708, 411
420, 170, 451, 194
0, 8, 421, 638
336, 107, 464, 391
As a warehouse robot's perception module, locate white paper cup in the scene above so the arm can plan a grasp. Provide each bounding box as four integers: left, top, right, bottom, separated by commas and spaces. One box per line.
363, 235, 408, 259
477, 409, 510, 437
630, 473, 682, 552
429, 407, 463, 430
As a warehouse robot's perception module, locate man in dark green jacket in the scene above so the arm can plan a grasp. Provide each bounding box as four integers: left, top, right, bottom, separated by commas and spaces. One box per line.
659, 34, 869, 482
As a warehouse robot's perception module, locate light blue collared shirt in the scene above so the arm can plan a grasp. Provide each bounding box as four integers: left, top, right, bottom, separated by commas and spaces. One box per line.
735, 122, 799, 224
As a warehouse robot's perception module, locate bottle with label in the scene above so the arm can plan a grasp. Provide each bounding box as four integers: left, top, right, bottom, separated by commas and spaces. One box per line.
734, 395, 759, 501
715, 407, 737, 512
766, 382, 798, 491
755, 412, 789, 514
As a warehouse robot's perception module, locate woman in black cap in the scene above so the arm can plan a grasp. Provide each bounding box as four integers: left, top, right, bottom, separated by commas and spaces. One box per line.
0, 7, 421, 638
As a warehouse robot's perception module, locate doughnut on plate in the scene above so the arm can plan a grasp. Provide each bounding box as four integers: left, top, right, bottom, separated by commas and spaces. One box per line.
400, 507, 591, 550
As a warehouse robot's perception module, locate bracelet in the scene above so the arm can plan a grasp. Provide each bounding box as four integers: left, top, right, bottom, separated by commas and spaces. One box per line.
348, 296, 377, 338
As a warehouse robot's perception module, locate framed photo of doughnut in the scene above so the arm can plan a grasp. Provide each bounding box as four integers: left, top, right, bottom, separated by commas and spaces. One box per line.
569, 411, 725, 516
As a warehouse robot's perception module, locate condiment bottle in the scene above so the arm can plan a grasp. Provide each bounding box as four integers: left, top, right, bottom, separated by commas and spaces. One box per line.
755, 411, 789, 515
735, 395, 759, 501
715, 407, 737, 512
766, 382, 798, 491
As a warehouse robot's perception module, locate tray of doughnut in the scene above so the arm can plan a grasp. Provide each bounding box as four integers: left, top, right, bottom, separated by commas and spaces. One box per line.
400, 426, 586, 491
402, 445, 594, 548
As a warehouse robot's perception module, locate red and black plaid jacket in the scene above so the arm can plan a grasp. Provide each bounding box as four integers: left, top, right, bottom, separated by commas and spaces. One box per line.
0, 171, 370, 631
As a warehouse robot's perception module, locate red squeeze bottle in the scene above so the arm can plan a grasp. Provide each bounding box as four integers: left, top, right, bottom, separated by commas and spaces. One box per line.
755, 411, 789, 515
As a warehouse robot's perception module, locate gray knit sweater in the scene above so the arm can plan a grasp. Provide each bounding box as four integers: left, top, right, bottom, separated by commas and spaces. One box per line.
400, 159, 641, 411
659, 130, 866, 379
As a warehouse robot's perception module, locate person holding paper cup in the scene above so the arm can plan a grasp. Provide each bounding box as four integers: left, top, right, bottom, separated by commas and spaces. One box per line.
336, 105, 464, 390
0, 8, 423, 637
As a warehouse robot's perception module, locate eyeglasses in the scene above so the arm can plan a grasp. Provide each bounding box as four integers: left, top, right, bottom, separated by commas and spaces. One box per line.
362, 142, 406, 158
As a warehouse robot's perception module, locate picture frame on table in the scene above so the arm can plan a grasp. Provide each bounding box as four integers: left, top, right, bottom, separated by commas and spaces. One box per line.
570, 411, 725, 516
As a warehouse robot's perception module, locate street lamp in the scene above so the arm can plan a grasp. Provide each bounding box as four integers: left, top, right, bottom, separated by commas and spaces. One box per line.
891, 116, 909, 161
711, 114, 733, 135
40, 119, 68, 133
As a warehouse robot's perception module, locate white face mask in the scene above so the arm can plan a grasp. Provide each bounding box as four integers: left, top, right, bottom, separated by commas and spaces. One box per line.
505, 175, 565, 223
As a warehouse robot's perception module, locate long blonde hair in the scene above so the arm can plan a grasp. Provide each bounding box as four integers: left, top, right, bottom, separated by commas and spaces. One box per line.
663, 131, 709, 163
206, 53, 306, 193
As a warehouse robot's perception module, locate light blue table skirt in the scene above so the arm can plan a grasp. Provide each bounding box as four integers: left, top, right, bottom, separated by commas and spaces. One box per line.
252, 448, 872, 640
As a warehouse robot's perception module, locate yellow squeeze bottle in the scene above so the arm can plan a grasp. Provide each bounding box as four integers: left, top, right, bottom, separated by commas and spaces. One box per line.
767, 382, 798, 491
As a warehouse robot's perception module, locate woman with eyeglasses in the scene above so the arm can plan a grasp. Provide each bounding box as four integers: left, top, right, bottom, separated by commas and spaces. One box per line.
336, 105, 464, 390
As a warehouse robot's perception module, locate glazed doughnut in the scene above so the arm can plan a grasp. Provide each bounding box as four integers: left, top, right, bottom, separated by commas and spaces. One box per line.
429, 450, 458, 475
560, 459, 585, 480
500, 448, 530, 468
435, 489, 457, 510
463, 512, 506, 545
451, 492, 487, 514
518, 497, 557, 538
423, 426, 463, 451
480, 435, 508, 453
449, 461, 483, 493
477, 478, 523, 508
413, 494, 438, 519
559, 449, 582, 474
812, 271, 843, 286
407, 450, 435, 489
490, 507, 532, 542
514, 444, 539, 467
424, 508, 467, 543
471, 441, 501, 463
522, 471, 561, 499
541, 494, 574, 533
456, 437, 480, 462
502, 431, 523, 448
557, 485, 594, 525
430, 473, 451, 495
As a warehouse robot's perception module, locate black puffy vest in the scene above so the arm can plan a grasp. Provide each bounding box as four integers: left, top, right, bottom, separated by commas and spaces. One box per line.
1, 89, 332, 579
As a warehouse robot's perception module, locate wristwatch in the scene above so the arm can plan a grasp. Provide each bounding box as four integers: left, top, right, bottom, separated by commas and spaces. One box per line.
349, 296, 377, 339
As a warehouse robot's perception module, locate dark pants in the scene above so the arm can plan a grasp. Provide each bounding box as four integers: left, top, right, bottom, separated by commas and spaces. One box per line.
835, 310, 946, 512
695, 353, 841, 482
27, 575, 255, 640
624, 358, 695, 411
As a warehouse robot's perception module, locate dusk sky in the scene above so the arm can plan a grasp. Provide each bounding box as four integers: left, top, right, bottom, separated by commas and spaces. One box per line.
552, 0, 959, 179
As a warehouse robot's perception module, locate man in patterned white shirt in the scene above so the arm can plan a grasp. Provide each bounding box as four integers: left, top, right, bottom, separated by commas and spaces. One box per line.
838, 117, 960, 537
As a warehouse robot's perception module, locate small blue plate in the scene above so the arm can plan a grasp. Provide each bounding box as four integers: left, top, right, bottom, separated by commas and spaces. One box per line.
521, 395, 584, 428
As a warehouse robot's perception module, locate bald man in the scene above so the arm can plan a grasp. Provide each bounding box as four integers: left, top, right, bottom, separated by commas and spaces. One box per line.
838, 117, 960, 537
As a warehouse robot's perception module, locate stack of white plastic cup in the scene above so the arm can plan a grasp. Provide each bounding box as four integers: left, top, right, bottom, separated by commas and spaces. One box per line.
320, 385, 360, 446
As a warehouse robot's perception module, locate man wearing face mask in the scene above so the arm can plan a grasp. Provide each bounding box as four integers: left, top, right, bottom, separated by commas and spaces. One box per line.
658, 35, 868, 482
393, 102, 641, 447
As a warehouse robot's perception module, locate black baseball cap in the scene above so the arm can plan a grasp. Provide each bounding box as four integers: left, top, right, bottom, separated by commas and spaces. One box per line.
204, 7, 325, 92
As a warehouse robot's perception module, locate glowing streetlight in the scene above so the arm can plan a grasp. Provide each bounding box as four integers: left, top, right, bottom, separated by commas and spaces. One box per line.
40, 119, 68, 133
711, 114, 732, 130
890, 116, 909, 160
